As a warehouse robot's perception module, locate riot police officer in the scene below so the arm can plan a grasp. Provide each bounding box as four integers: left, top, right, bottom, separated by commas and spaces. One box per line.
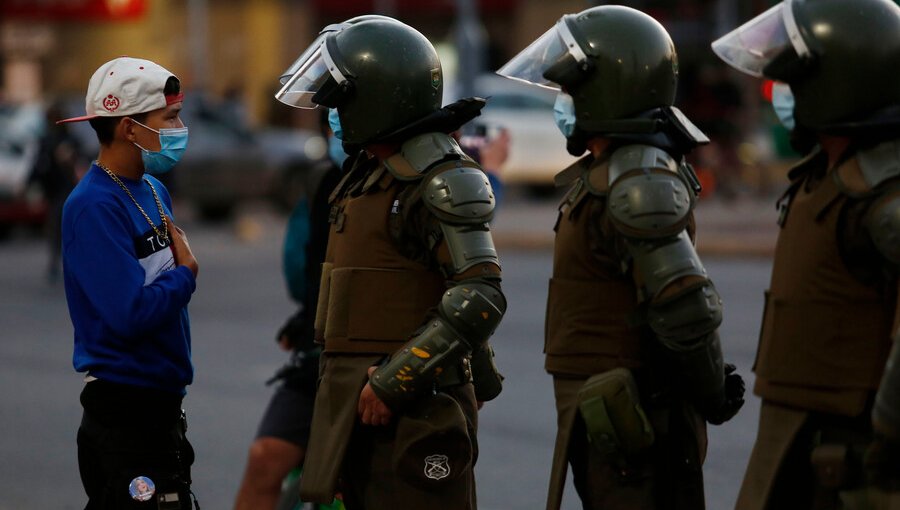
275, 15, 505, 509
713, 0, 900, 508
497, 6, 744, 509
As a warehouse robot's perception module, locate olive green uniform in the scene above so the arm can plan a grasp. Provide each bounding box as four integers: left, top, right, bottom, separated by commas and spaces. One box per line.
736, 146, 900, 510
299, 139, 503, 509
545, 151, 713, 510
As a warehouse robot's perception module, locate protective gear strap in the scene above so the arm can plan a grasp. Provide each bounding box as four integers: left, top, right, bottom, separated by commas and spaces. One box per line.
370, 281, 506, 410
470, 342, 504, 402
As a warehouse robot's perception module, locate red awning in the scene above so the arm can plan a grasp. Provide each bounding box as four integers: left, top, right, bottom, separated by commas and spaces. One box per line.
0, 0, 147, 21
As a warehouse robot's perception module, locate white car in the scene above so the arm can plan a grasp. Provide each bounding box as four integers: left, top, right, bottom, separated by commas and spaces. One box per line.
472, 75, 576, 188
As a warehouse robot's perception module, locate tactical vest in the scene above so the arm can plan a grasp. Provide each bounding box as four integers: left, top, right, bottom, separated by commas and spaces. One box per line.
545, 156, 646, 376
314, 156, 445, 355
754, 151, 896, 416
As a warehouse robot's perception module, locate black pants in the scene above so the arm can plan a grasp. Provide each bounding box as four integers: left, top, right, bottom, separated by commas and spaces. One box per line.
77, 380, 195, 510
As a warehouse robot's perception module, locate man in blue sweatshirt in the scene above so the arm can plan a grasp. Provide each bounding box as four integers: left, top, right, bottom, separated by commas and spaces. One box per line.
59, 56, 199, 510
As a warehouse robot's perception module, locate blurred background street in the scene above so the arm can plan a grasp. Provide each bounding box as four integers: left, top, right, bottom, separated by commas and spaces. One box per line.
0, 0, 848, 508
0, 199, 772, 510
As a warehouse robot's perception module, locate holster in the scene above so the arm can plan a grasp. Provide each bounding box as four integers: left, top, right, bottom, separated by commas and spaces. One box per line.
577, 368, 655, 457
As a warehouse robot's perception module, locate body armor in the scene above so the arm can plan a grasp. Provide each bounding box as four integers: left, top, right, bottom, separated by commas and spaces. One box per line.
755, 148, 899, 417
314, 132, 505, 409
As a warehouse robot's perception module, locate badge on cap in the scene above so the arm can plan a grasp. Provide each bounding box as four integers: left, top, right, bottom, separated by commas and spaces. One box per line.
103, 94, 120, 113
129, 476, 156, 501
431, 68, 441, 90
424, 454, 450, 480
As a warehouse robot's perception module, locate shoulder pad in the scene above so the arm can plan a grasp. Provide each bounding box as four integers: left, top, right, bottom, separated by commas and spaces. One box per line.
424, 162, 495, 224
383, 132, 468, 181
866, 190, 900, 265
857, 139, 900, 190
608, 144, 679, 185
606, 144, 693, 239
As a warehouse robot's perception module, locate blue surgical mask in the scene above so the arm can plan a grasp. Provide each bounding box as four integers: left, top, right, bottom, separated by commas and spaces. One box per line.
132, 120, 189, 175
553, 92, 576, 138
771, 82, 795, 131
328, 108, 343, 140
328, 135, 347, 169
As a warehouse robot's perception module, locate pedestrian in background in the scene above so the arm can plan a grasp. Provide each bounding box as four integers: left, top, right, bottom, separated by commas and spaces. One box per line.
31, 101, 86, 282
233, 108, 344, 510
498, 6, 744, 509
713, 0, 900, 507
276, 15, 506, 509
59, 56, 199, 510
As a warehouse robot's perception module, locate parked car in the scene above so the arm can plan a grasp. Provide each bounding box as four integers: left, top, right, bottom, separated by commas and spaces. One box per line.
174, 95, 324, 220
0, 103, 47, 238
468, 74, 576, 191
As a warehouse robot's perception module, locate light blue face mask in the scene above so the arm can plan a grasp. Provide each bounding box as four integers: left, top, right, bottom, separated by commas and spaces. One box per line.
771, 82, 795, 131
328, 108, 344, 141
132, 120, 189, 175
553, 92, 577, 138
328, 135, 347, 169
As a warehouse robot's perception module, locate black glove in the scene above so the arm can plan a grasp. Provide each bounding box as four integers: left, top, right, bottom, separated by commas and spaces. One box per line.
865, 433, 900, 490
702, 363, 745, 425
276, 308, 308, 350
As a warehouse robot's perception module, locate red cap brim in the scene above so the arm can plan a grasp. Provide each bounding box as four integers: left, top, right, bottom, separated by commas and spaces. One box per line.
56, 114, 99, 125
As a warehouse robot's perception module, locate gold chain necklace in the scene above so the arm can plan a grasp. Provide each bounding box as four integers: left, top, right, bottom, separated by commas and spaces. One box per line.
96, 161, 170, 243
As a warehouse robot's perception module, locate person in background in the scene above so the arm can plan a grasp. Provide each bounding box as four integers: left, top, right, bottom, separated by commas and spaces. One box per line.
31, 101, 86, 282
713, 0, 900, 507
59, 56, 199, 510
233, 108, 344, 510
498, 5, 744, 509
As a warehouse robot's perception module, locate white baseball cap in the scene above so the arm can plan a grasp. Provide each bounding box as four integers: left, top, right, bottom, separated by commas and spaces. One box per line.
58, 56, 183, 124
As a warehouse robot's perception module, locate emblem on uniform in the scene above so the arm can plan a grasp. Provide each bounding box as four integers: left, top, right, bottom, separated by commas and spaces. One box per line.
129, 475, 155, 501
430, 68, 441, 90
103, 94, 121, 112
424, 454, 450, 480
391, 199, 401, 215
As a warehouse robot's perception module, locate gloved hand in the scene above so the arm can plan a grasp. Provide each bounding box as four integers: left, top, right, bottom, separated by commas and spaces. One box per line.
865, 434, 900, 490
702, 363, 745, 425
276, 308, 308, 351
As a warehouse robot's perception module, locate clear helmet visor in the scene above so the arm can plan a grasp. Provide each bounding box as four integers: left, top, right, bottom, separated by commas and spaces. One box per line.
275, 45, 332, 109
711, 0, 809, 77
497, 22, 574, 90
278, 33, 329, 85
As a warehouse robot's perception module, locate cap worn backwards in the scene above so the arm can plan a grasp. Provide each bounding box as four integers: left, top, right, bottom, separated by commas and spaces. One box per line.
58, 56, 183, 124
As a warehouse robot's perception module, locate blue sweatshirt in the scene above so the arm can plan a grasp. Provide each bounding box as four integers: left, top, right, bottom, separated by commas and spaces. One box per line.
62, 164, 196, 395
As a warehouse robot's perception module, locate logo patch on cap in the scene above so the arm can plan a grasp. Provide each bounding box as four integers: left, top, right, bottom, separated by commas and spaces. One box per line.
103, 94, 121, 112
424, 454, 450, 480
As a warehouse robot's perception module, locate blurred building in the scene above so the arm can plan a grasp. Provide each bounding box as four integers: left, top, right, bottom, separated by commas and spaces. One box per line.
1, 0, 776, 119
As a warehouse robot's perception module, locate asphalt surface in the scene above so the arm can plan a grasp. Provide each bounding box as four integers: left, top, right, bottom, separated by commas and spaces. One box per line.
0, 196, 775, 510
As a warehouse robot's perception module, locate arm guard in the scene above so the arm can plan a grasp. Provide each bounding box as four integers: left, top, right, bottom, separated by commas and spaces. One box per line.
606, 145, 734, 419
874, 336, 900, 441
370, 281, 507, 410
867, 190, 900, 439
423, 164, 499, 274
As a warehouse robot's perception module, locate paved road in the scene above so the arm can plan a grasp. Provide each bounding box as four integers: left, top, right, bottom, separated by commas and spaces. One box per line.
0, 209, 769, 510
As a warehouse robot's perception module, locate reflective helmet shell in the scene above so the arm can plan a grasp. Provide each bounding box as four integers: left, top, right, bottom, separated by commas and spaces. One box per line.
563, 6, 678, 131
784, 0, 900, 128
328, 19, 443, 144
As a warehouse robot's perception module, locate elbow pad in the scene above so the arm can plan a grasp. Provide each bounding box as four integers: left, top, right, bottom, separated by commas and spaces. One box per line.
370, 281, 506, 409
